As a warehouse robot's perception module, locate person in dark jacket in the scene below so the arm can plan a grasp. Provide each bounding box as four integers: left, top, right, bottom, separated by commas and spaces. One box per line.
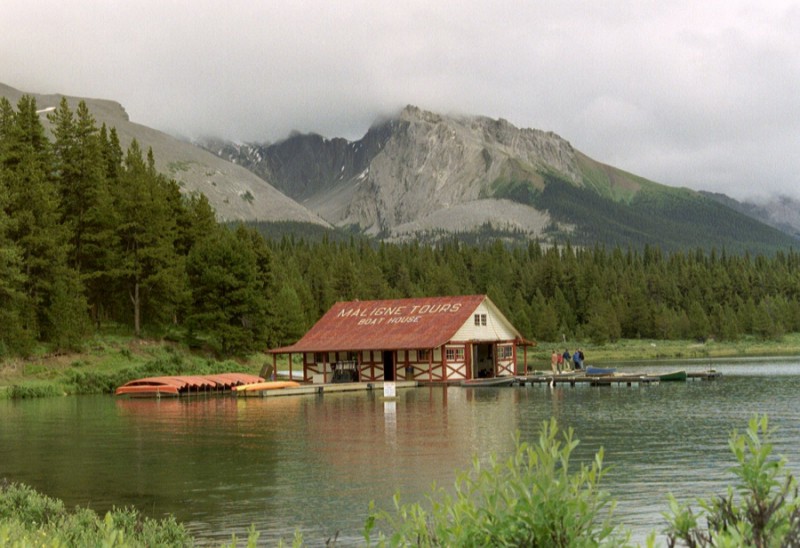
573, 349, 582, 370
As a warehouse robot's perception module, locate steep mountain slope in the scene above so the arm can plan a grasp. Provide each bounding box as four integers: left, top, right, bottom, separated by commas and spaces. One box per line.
204, 106, 798, 252
0, 83, 329, 226
703, 192, 800, 240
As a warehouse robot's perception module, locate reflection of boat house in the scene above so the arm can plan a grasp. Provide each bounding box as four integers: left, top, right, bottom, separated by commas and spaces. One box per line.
266, 295, 535, 383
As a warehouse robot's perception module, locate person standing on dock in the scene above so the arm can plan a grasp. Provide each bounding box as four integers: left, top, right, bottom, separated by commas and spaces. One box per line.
551, 350, 558, 374
573, 349, 582, 370
556, 350, 564, 373
562, 349, 572, 371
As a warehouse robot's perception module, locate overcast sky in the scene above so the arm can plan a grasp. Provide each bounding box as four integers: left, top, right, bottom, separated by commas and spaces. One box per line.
3, 1, 799, 201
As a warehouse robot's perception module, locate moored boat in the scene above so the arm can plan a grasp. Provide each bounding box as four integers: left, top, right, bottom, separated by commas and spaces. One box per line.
657, 370, 688, 382
461, 376, 517, 387
585, 366, 617, 376
233, 380, 301, 392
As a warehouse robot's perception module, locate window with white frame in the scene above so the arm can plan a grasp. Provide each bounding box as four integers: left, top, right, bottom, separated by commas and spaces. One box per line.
498, 345, 513, 359
481, 314, 487, 326
445, 347, 465, 361
474, 314, 481, 326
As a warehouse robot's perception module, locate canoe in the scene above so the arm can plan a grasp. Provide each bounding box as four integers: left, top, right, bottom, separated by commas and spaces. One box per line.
233, 380, 301, 392
657, 370, 688, 382
461, 376, 517, 387
114, 384, 180, 397
115, 373, 264, 397
585, 366, 617, 376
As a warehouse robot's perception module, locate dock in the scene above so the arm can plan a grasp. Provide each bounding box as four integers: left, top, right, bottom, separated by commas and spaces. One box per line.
517, 369, 721, 387
518, 373, 659, 387
687, 370, 722, 380
235, 380, 419, 398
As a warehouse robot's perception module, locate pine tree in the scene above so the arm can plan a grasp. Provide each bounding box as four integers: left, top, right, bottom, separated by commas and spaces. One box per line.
2, 96, 89, 348
0, 158, 32, 355
687, 301, 711, 341
269, 284, 307, 347
49, 100, 117, 324
112, 140, 185, 336
185, 227, 267, 355
531, 290, 559, 341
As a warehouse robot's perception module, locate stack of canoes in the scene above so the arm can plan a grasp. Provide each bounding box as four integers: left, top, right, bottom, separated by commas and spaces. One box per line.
115, 373, 264, 397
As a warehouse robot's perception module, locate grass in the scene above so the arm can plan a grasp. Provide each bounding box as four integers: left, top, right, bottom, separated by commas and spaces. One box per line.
525, 333, 800, 370
0, 331, 270, 398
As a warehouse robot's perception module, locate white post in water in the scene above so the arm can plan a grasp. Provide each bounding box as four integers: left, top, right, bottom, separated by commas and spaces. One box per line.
384, 382, 397, 446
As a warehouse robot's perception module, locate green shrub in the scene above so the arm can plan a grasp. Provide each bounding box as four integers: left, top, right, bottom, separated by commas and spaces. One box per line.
8, 382, 63, 399
0, 480, 192, 547
663, 414, 800, 546
63, 369, 121, 394
0, 481, 66, 525
364, 418, 629, 547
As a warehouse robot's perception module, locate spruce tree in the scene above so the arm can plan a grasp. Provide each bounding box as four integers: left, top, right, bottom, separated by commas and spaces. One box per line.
185, 227, 267, 356
49, 100, 117, 324
0, 160, 32, 355
112, 140, 185, 336
3, 96, 88, 348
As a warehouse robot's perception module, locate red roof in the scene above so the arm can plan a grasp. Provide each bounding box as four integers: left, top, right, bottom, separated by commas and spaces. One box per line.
269, 295, 490, 353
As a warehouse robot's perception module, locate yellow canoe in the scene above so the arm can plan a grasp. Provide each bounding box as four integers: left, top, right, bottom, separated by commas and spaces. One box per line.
233, 380, 301, 392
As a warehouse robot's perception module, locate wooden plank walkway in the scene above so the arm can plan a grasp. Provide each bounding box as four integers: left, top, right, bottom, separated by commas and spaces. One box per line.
518, 373, 659, 387
235, 380, 418, 398
518, 369, 721, 387
236, 370, 721, 396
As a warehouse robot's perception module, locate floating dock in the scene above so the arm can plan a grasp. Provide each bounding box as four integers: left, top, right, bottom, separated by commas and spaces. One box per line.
517, 369, 721, 387
235, 380, 419, 398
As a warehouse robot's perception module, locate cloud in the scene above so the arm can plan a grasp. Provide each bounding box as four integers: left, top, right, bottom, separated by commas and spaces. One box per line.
2, 0, 799, 200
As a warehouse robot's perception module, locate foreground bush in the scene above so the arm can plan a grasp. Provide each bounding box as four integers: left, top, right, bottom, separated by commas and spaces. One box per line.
363, 418, 630, 547
663, 414, 800, 547
0, 480, 192, 547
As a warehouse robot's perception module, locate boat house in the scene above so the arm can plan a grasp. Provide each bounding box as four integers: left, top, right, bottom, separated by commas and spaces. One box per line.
266, 295, 534, 383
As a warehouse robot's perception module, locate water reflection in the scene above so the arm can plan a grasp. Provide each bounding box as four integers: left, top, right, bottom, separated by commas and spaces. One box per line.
1, 359, 799, 545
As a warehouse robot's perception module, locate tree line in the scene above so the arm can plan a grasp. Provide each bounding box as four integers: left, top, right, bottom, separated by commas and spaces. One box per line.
267, 235, 800, 345
2, 96, 799, 359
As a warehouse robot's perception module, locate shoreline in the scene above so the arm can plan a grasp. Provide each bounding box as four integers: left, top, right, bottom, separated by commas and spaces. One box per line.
3, 334, 800, 399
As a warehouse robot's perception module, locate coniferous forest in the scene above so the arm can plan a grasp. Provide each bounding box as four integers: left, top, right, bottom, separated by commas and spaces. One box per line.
1, 96, 799, 359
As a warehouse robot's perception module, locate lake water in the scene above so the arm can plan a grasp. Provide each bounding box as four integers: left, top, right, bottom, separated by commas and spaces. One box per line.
2, 358, 800, 546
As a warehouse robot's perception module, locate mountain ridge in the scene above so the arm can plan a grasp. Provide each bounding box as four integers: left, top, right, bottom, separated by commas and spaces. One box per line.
202, 104, 798, 252
0, 82, 329, 227
3, 82, 797, 252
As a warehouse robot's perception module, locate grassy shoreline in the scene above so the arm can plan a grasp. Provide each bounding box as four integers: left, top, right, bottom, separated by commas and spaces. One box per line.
0, 335, 267, 399
3, 333, 800, 399
528, 333, 800, 365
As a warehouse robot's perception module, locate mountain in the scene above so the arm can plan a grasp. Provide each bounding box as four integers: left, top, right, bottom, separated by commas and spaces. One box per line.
0, 83, 329, 226
202, 106, 799, 253
4, 82, 796, 253
703, 192, 800, 240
